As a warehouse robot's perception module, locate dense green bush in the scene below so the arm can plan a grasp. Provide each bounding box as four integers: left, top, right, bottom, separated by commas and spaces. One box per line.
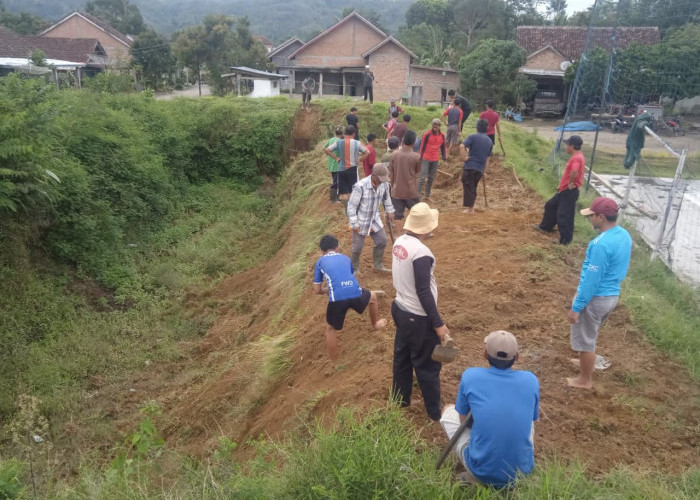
0, 76, 296, 286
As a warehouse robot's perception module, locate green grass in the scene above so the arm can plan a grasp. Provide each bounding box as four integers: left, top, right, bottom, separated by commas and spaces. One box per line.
43, 406, 700, 499
1, 99, 698, 500
501, 121, 700, 379
0, 183, 271, 421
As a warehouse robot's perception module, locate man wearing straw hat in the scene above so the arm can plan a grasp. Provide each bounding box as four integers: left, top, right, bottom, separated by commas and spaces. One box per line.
390, 202, 449, 421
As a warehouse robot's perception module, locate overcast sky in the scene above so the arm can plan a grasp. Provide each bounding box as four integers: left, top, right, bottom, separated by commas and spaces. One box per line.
566, 0, 597, 14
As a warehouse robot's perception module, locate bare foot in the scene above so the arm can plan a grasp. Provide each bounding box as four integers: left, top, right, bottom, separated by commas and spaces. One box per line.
462, 208, 475, 214
373, 318, 387, 329
570, 358, 581, 368
566, 377, 593, 390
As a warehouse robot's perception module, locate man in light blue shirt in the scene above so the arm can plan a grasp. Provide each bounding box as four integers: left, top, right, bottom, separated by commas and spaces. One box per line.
567, 197, 632, 389
440, 330, 539, 487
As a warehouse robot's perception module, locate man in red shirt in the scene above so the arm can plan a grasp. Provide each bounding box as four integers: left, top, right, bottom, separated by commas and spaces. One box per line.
418, 119, 447, 201
533, 135, 585, 245
479, 100, 501, 145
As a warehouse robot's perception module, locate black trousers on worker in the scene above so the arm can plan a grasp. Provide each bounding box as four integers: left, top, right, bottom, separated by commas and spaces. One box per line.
363, 86, 373, 104
461, 169, 483, 208
391, 301, 442, 421
539, 188, 579, 245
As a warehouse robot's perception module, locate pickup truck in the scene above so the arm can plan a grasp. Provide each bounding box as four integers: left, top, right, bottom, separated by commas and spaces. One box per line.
533, 91, 564, 116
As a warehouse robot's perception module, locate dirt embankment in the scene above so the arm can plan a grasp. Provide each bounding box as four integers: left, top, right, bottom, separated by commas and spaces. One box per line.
95, 112, 699, 476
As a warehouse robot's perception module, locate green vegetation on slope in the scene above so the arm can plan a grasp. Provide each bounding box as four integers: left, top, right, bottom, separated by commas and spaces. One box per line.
0, 76, 298, 422
0, 95, 697, 498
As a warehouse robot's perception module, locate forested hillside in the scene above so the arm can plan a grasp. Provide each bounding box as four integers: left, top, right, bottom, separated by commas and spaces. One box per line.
3, 0, 413, 40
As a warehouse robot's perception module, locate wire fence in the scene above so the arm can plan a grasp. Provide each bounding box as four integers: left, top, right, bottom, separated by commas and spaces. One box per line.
548, 1, 700, 287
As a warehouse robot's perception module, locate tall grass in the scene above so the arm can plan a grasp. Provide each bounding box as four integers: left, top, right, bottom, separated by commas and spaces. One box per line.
49, 406, 700, 499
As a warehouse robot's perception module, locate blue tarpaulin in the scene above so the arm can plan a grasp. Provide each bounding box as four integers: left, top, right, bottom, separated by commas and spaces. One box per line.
554, 121, 602, 131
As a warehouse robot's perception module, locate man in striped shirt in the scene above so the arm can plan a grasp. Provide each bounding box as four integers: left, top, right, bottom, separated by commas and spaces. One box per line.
347, 163, 395, 274
314, 234, 387, 360
325, 125, 368, 201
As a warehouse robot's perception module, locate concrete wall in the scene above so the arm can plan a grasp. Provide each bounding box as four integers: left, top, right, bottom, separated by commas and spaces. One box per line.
408, 66, 459, 105
42, 16, 130, 65
369, 43, 411, 103
674, 95, 700, 114
294, 18, 384, 68
250, 79, 280, 98
524, 47, 565, 72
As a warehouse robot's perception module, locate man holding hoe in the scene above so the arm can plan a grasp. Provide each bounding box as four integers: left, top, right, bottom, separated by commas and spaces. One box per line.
314, 234, 387, 360
391, 203, 449, 421
347, 163, 395, 273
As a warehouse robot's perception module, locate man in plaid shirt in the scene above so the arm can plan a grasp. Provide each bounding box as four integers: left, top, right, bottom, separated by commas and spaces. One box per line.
347, 163, 395, 274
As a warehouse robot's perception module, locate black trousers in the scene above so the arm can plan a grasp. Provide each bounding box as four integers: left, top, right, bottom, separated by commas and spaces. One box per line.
461, 169, 483, 208
391, 301, 442, 421
539, 188, 579, 245
363, 86, 373, 104
330, 171, 338, 190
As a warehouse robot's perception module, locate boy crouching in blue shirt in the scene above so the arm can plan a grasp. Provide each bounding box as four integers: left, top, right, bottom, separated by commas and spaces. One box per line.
313, 234, 387, 360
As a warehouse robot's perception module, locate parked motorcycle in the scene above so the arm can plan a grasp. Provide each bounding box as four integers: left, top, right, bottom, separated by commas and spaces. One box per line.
611, 114, 631, 133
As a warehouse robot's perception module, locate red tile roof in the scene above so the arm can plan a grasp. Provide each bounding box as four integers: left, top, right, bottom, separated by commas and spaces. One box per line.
516, 26, 660, 61
26, 36, 107, 64
0, 26, 106, 64
0, 26, 34, 58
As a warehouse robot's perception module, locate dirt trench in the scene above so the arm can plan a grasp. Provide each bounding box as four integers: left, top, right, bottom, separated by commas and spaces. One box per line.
90, 138, 698, 477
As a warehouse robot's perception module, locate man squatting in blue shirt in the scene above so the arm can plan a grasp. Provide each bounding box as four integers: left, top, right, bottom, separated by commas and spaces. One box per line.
567, 197, 632, 390
313, 234, 387, 360
440, 330, 540, 488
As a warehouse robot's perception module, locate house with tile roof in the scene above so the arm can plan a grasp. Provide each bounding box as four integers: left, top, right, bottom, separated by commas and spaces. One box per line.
270, 37, 305, 92
516, 26, 660, 111
274, 12, 458, 105
39, 11, 133, 67
0, 26, 107, 80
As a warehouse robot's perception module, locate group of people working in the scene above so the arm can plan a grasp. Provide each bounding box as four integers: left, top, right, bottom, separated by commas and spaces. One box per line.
312, 96, 633, 488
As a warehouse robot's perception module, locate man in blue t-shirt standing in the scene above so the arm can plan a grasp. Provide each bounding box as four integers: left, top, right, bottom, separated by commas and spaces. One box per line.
440, 330, 539, 488
313, 234, 387, 360
459, 118, 493, 214
567, 197, 632, 390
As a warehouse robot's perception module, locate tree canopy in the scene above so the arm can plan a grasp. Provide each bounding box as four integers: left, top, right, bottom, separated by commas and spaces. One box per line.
0, 1, 47, 34
172, 15, 271, 95
130, 29, 175, 90
85, 0, 145, 35
458, 38, 527, 103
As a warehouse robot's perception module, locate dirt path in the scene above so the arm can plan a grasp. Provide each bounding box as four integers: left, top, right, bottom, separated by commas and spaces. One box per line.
89, 135, 698, 477
518, 117, 700, 155
176, 150, 696, 475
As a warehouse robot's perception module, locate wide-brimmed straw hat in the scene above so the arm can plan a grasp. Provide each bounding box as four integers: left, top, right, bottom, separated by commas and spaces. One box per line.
404, 202, 439, 234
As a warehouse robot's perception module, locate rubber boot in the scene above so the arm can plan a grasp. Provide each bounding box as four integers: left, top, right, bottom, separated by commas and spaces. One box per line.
373, 246, 390, 273
351, 252, 361, 275
329, 187, 338, 203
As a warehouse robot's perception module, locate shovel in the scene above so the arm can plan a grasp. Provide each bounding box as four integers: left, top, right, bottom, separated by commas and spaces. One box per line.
432, 333, 459, 363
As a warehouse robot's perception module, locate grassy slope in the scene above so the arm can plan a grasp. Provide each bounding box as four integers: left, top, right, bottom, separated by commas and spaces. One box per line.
502, 125, 700, 377
1, 101, 697, 498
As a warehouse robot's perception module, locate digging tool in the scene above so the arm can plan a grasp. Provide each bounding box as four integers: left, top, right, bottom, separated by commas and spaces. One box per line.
497, 135, 506, 156
482, 175, 488, 208
432, 333, 459, 363
385, 213, 395, 243
436, 411, 473, 470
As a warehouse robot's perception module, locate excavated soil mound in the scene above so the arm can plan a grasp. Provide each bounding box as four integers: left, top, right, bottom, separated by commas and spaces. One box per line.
98, 135, 698, 477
